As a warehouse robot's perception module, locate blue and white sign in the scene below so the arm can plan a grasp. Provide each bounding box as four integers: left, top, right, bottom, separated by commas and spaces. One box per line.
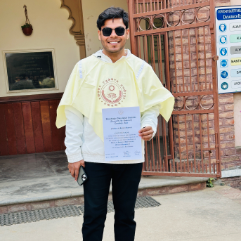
220, 47, 228, 56
220, 59, 228, 67
219, 35, 227, 44
216, 5, 241, 93
219, 23, 227, 32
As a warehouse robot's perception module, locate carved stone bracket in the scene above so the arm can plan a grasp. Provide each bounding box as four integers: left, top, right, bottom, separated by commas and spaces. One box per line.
74, 33, 85, 46
60, 0, 86, 59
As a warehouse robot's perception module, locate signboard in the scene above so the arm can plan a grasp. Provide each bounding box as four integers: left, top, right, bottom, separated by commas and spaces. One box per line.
215, 6, 241, 93
3, 49, 57, 92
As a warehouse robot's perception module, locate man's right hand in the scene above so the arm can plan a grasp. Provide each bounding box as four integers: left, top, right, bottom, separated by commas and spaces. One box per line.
68, 160, 85, 181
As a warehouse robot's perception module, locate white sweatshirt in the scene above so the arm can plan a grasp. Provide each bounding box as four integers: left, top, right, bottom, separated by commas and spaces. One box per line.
64, 50, 160, 164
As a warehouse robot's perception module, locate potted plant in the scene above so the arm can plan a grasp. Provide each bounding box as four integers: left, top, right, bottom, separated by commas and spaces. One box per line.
21, 5, 33, 36
21, 23, 33, 36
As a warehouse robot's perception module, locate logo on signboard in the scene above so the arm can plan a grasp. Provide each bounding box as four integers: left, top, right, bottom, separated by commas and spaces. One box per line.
220, 59, 228, 68
219, 35, 227, 44
221, 82, 228, 90
221, 70, 228, 79
220, 47, 228, 56
219, 23, 227, 32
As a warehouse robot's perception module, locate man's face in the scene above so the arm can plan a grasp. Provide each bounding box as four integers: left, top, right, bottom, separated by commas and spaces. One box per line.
98, 18, 129, 54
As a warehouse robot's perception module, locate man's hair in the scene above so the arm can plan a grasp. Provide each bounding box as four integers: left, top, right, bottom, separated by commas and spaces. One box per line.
97, 7, 129, 30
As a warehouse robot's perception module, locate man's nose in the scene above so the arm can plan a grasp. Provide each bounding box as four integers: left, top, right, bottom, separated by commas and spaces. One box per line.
110, 29, 117, 37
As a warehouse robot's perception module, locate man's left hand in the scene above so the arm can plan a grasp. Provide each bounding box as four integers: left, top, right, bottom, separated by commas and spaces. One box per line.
138, 126, 154, 141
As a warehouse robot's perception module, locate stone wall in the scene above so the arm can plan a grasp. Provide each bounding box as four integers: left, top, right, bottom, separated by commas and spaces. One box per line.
218, 94, 240, 169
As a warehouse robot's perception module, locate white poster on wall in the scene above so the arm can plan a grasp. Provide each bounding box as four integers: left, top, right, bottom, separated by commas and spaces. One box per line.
215, 5, 241, 94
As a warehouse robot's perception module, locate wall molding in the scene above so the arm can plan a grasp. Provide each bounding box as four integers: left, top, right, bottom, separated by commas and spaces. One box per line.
60, 0, 86, 59
0, 93, 63, 103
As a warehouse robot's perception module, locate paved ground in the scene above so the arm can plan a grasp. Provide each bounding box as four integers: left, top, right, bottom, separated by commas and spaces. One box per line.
0, 151, 207, 206
1, 185, 241, 241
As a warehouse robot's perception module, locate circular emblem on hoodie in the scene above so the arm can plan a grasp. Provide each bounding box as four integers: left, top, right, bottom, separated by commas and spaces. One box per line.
98, 78, 126, 106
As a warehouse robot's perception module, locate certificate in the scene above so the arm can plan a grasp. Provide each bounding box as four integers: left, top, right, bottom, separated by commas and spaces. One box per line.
102, 107, 142, 161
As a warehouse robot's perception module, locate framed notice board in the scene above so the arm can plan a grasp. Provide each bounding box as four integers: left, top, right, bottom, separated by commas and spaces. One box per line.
3, 49, 58, 92
215, 5, 241, 94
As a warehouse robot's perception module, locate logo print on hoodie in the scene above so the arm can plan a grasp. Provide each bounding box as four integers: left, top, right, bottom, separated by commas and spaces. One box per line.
98, 78, 126, 106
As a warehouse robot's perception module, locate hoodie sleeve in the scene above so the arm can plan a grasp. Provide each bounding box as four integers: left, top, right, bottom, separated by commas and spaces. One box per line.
56, 61, 84, 129
141, 104, 160, 139
64, 106, 84, 163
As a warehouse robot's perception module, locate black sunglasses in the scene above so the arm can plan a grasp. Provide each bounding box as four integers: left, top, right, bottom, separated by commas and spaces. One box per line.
102, 27, 126, 36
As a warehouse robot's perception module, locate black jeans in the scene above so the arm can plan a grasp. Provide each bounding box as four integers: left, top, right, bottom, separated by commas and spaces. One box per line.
82, 162, 143, 241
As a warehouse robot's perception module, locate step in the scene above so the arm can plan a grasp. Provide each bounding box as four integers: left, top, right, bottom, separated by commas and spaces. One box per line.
0, 175, 208, 214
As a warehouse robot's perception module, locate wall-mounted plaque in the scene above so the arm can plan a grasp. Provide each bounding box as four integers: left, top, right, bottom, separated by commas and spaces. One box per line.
3, 50, 58, 92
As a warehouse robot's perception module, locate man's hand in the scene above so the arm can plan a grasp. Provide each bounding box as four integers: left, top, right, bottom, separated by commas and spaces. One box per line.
68, 160, 85, 181
138, 126, 154, 141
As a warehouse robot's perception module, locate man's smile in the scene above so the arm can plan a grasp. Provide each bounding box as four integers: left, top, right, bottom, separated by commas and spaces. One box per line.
107, 40, 121, 45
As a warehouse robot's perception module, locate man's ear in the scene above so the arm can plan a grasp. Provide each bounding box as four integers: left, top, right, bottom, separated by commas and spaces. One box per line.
98, 30, 101, 41
126, 28, 130, 40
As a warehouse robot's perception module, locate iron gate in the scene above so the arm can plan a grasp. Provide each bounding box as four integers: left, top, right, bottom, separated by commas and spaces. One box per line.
128, 0, 221, 177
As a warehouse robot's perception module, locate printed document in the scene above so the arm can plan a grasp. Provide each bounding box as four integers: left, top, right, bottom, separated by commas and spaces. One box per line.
102, 107, 142, 161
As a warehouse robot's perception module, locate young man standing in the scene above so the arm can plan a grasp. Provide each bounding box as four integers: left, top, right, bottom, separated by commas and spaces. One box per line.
56, 7, 174, 241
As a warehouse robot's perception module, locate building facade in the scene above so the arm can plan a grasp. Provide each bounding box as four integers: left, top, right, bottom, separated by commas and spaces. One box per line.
0, 0, 240, 179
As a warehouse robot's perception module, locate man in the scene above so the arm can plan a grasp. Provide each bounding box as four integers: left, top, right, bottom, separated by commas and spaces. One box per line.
56, 7, 174, 241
